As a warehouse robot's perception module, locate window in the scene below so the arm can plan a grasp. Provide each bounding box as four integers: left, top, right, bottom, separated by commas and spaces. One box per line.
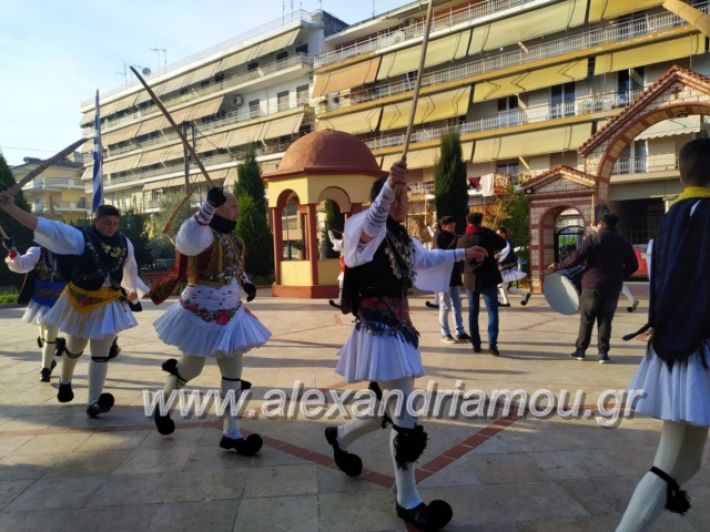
276, 50, 288, 61
295, 43, 308, 55
497, 96, 519, 127
296, 84, 309, 105
248, 98, 261, 118
214, 72, 224, 83
247, 61, 258, 71
551, 82, 575, 118
496, 162, 519, 178
277, 90, 290, 112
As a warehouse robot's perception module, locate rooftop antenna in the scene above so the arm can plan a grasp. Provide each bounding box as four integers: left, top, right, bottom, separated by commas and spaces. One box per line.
373, 0, 375, 17
149, 47, 167, 70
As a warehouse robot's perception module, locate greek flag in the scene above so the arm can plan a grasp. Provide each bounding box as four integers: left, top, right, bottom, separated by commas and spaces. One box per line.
92, 90, 103, 212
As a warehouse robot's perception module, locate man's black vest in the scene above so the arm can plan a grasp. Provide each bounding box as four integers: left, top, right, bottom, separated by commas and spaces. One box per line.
65, 228, 128, 291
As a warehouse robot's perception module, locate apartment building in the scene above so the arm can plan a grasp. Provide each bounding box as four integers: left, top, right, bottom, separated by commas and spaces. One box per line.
312, 0, 710, 245
78, 10, 346, 215
13, 154, 90, 223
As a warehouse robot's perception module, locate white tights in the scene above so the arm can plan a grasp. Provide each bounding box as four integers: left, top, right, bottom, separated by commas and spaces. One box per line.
38, 324, 58, 370
616, 420, 708, 531
60, 334, 116, 405
163, 353, 245, 438
337, 376, 422, 510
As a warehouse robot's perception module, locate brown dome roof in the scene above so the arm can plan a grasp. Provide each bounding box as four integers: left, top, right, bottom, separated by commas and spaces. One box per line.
266, 129, 387, 179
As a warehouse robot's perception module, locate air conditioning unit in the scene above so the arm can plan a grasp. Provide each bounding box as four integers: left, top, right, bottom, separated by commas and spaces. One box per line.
233, 94, 244, 107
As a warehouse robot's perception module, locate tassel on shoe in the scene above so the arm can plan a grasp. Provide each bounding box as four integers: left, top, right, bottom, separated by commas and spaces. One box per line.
650, 466, 691, 515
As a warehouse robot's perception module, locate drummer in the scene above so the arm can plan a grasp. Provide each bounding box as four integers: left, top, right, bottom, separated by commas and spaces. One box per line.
547, 212, 637, 363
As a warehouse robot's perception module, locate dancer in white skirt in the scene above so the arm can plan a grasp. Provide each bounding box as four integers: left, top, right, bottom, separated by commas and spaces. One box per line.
495, 227, 530, 307
0, 195, 147, 417
617, 138, 710, 531
324, 159, 487, 531
152, 187, 270, 456
4, 242, 66, 381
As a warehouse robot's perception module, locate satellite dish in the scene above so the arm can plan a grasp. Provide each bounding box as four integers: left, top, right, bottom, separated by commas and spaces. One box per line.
142, 67, 152, 76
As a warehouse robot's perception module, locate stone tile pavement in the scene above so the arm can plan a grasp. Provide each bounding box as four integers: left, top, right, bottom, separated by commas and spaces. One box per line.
0, 282, 708, 531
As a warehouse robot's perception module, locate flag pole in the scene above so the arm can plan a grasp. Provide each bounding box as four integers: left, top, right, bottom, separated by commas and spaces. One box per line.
92, 89, 104, 212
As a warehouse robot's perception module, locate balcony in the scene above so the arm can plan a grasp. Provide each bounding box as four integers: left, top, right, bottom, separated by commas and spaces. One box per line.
107, 139, 293, 188
316, 0, 533, 67
22, 177, 84, 191
106, 99, 310, 158
325, 3, 708, 110
83, 10, 315, 106
31, 201, 91, 214
92, 53, 310, 135
612, 155, 679, 175
365, 88, 642, 152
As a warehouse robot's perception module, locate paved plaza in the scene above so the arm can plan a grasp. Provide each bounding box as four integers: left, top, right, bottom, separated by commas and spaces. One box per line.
0, 283, 708, 531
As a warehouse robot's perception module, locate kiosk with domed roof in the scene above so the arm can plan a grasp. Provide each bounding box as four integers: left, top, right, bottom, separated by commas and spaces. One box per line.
263, 129, 387, 298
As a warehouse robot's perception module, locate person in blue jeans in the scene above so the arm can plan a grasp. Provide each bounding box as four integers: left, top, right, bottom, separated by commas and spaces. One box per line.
433, 216, 471, 343
457, 212, 507, 356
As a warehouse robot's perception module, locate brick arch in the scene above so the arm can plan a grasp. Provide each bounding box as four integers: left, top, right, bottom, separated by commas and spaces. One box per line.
579, 65, 710, 203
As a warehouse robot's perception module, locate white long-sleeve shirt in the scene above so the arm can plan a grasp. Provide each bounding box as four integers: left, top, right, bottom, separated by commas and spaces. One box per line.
343, 211, 464, 293
33, 218, 148, 297
4, 246, 41, 274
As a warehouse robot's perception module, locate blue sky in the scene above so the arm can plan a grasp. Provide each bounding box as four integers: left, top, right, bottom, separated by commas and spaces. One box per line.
0, 0, 406, 166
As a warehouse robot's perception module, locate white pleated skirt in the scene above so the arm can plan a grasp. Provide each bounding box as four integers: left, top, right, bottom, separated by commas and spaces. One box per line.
336, 326, 425, 384
42, 294, 138, 339
501, 268, 527, 284
21, 300, 54, 326
630, 341, 710, 427
154, 303, 271, 357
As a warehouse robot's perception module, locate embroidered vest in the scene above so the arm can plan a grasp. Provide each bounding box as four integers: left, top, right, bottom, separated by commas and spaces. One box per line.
186, 230, 244, 286
68, 230, 128, 291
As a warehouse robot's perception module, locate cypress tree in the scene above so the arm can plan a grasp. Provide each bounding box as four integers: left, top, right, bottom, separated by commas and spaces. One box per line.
433, 132, 469, 233
0, 155, 34, 291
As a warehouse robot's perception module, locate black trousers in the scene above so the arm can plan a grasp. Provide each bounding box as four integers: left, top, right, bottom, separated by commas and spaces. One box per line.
575, 288, 620, 354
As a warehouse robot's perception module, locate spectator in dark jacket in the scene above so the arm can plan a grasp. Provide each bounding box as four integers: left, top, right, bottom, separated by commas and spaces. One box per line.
457, 212, 507, 356
550, 212, 638, 363
434, 216, 470, 343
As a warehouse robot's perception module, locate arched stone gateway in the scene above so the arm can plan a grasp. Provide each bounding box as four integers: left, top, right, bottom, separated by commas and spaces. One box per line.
527, 65, 710, 292
263, 129, 386, 298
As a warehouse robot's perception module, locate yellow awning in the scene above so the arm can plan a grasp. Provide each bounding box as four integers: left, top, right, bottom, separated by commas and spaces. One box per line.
102, 123, 142, 146
161, 72, 195, 97
220, 47, 253, 71
140, 147, 170, 167
80, 111, 95, 127
162, 144, 186, 163
380, 141, 473, 170
262, 112, 305, 140
589, 0, 664, 22
196, 132, 229, 153
380, 86, 471, 131
106, 153, 142, 174
377, 29, 470, 81
473, 59, 588, 103
635, 116, 702, 140
594, 34, 704, 75
143, 169, 229, 191
189, 60, 220, 85
249, 28, 300, 61
472, 123, 592, 162
469, 0, 587, 54
136, 115, 169, 137
189, 96, 225, 121
101, 92, 138, 117
317, 107, 382, 134
225, 123, 265, 147
313, 57, 381, 97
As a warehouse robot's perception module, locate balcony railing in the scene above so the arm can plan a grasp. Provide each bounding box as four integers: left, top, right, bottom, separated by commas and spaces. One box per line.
84, 10, 315, 106
22, 177, 83, 190
365, 88, 642, 152
106, 98, 309, 158
107, 139, 293, 187
93, 53, 310, 134
325, 2, 708, 109
32, 201, 90, 213
612, 155, 679, 175
315, 0, 533, 67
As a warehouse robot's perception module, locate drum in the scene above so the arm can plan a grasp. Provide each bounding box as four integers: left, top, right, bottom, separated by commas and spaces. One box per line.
544, 266, 584, 315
